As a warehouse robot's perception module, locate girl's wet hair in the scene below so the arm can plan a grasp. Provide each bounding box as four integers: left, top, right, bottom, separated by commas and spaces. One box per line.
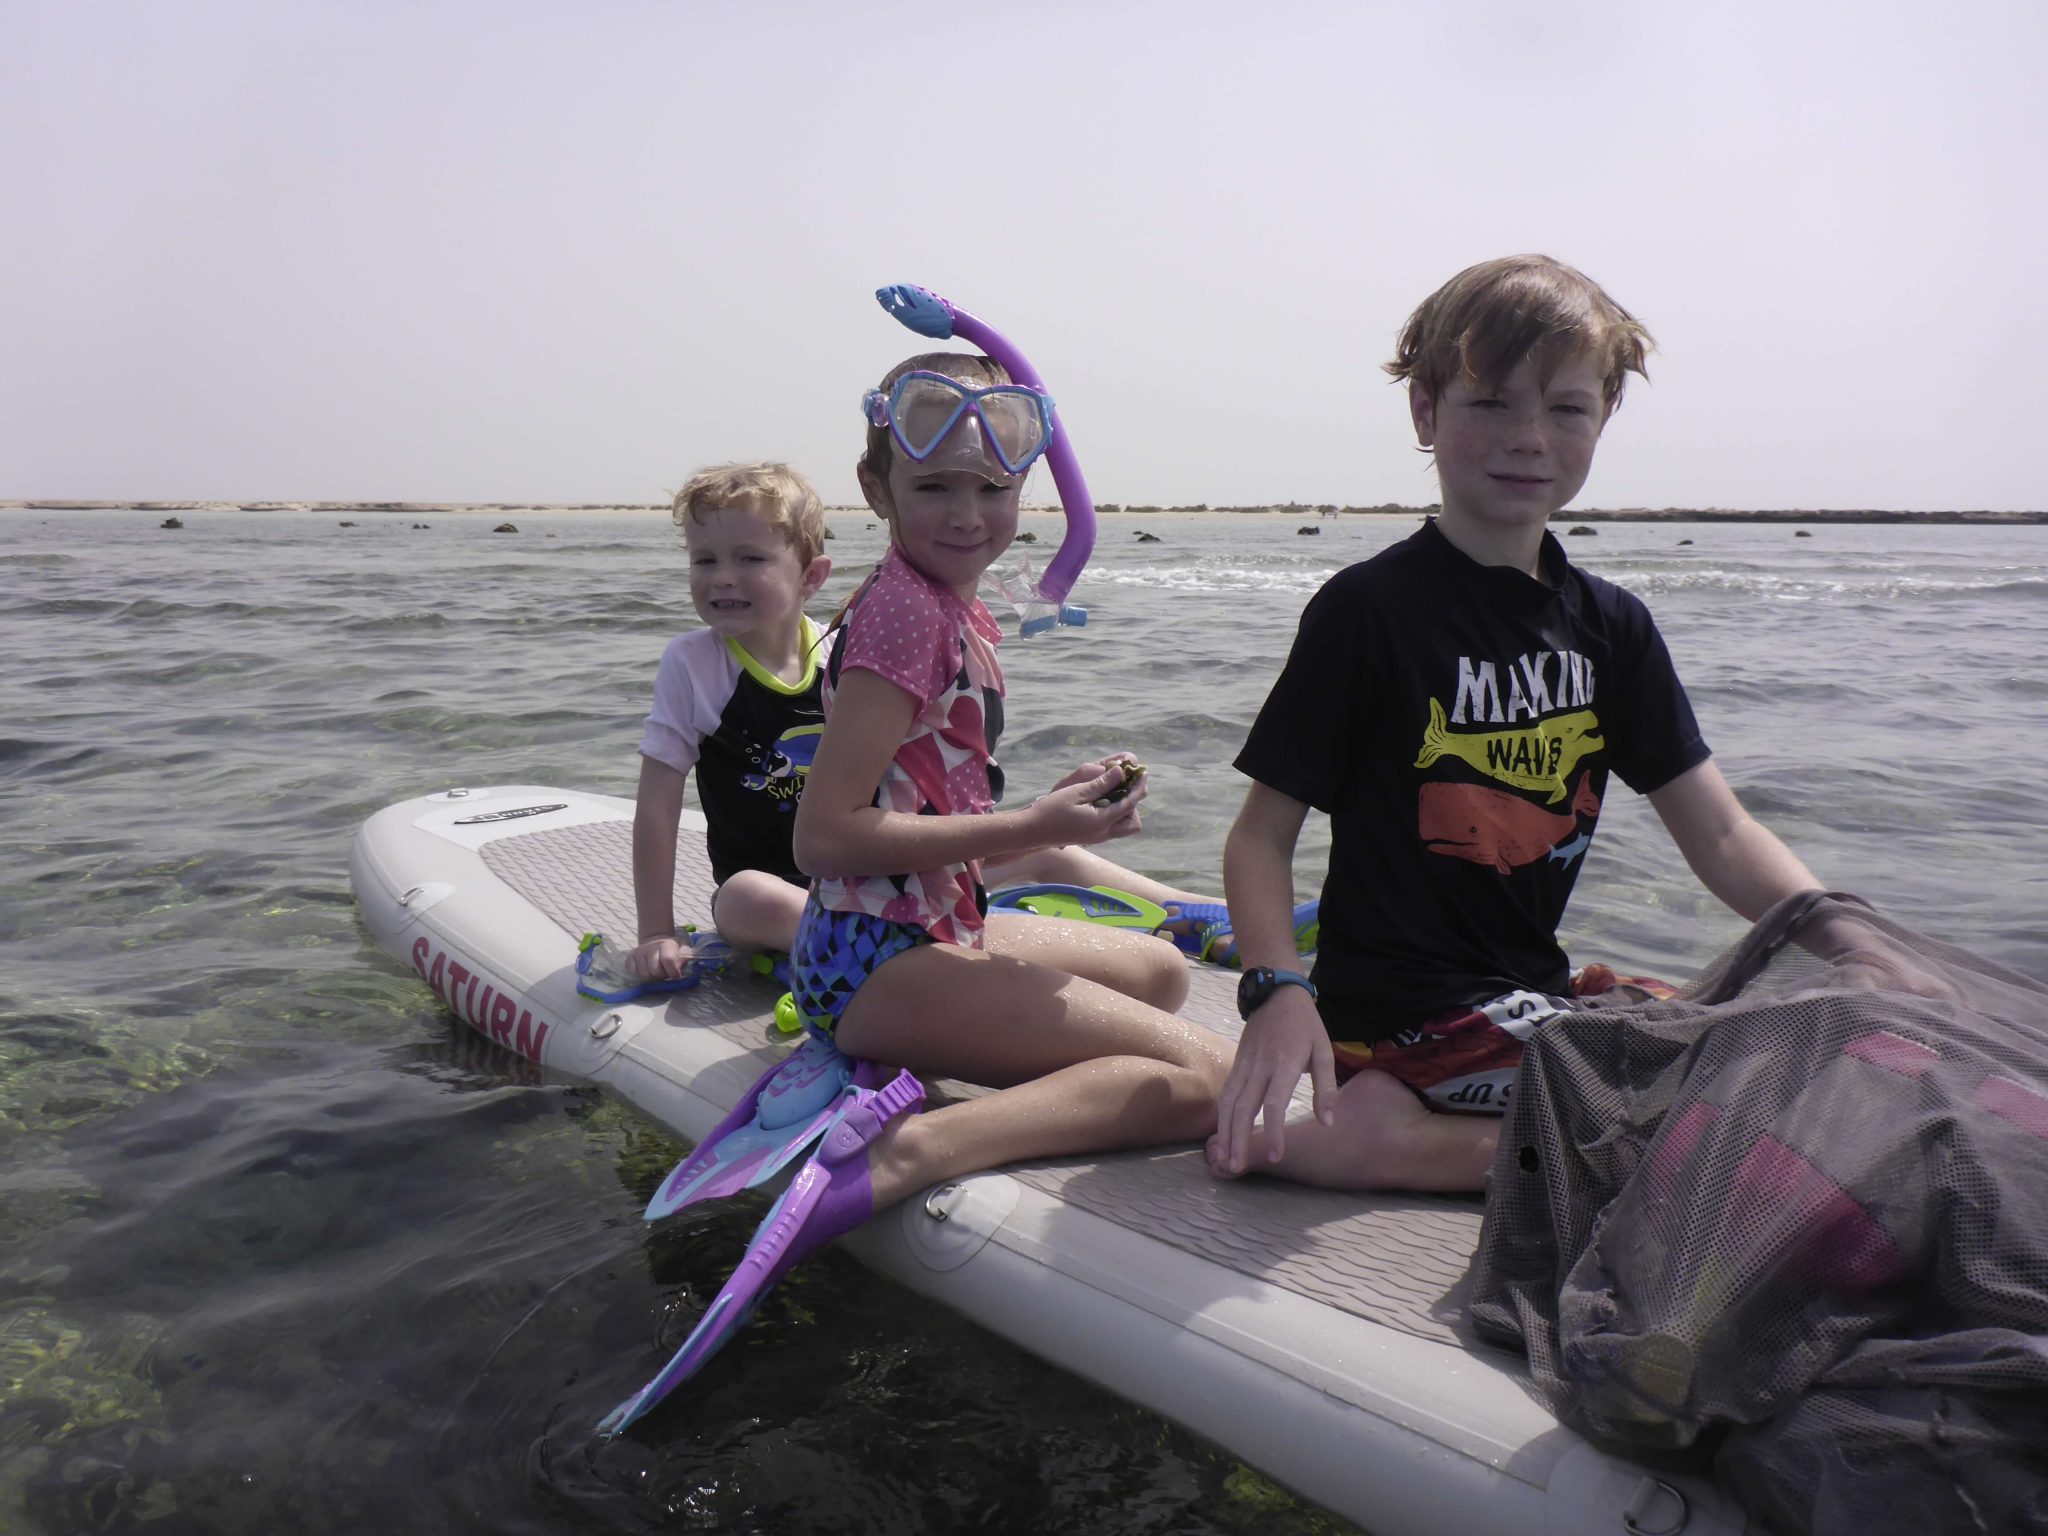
861, 351, 1012, 480
671, 461, 828, 564
1386, 255, 1653, 413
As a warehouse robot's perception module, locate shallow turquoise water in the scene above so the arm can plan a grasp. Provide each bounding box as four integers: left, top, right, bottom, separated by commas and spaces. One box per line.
3, 508, 2044, 1533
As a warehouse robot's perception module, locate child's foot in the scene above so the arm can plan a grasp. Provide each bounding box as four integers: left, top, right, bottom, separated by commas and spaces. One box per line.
1166, 899, 1321, 970
1206, 1126, 1266, 1179
1155, 900, 1231, 957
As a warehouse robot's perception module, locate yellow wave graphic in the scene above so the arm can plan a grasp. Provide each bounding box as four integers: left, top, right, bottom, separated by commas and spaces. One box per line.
1412, 698, 1603, 803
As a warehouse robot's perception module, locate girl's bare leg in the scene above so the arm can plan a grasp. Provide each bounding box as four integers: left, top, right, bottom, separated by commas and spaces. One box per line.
983, 911, 1188, 1012
834, 942, 1230, 1208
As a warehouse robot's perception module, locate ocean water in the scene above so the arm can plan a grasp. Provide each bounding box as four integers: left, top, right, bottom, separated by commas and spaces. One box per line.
3, 507, 2045, 1535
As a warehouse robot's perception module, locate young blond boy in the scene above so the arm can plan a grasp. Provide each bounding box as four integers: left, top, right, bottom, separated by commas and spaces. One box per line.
628, 463, 835, 980
1210, 255, 1834, 1194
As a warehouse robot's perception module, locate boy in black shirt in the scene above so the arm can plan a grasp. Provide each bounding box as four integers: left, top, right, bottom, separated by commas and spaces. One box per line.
1210, 255, 1832, 1194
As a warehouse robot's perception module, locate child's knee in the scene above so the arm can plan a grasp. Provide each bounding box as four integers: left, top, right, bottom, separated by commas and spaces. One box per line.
713, 872, 805, 949
1130, 933, 1189, 1012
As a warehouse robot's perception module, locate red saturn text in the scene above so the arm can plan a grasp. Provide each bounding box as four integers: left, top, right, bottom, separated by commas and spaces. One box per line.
412, 937, 553, 1061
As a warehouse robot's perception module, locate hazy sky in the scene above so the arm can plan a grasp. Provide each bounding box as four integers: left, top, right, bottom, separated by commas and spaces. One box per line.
5, 1, 2043, 510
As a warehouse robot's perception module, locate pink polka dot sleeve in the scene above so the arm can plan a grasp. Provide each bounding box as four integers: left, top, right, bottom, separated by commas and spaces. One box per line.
835, 551, 959, 710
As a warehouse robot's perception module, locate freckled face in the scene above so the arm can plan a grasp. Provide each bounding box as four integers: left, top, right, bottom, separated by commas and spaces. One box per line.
1413, 351, 1610, 533
861, 415, 1023, 599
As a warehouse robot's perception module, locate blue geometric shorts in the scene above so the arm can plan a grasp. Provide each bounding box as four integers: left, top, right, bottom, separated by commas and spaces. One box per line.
788, 898, 931, 1040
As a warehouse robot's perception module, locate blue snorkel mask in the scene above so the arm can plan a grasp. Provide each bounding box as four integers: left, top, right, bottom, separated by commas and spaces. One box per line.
863, 371, 1058, 478
873, 285, 1093, 636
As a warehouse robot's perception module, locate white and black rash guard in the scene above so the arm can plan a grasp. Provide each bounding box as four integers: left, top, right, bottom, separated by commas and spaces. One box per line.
638, 615, 829, 887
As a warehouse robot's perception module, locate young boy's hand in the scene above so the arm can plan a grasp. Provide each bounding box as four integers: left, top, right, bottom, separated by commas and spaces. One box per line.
1029, 761, 1148, 848
624, 934, 694, 981
1212, 989, 1337, 1175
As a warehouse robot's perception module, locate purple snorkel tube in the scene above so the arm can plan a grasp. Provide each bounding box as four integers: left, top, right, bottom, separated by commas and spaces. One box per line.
875, 284, 1093, 636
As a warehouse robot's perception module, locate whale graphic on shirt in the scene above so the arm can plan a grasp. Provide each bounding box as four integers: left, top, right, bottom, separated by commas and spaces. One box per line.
1412, 698, 1603, 805
1419, 772, 1602, 874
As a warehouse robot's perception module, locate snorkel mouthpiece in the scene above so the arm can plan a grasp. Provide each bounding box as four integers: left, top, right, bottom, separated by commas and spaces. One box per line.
875, 283, 1095, 636
875, 284, 959, 341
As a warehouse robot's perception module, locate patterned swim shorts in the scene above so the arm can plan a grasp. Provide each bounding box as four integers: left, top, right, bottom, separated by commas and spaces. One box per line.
1328, 967, 1678, 1116
788, 899, 931, 1040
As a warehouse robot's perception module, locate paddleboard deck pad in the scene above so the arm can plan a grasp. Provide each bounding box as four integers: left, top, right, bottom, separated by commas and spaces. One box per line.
351, 785, 1747, 1535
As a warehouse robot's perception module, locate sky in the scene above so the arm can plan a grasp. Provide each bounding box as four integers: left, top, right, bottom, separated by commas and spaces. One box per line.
4, 1, 2044, 512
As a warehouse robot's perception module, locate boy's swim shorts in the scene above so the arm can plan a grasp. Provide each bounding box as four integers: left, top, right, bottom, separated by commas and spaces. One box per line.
1327, 966, 1677, 1116
789, 899, 931, 1040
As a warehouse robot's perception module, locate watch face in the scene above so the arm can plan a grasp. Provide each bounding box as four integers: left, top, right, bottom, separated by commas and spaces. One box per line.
1236, 967, 1274, 1018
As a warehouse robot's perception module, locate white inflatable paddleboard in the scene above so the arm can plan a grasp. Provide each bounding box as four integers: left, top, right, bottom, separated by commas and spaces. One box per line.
351, 784, 1748, 1536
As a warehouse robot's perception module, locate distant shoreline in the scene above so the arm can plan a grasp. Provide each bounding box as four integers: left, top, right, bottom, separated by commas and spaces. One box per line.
3, 499, 2043, 525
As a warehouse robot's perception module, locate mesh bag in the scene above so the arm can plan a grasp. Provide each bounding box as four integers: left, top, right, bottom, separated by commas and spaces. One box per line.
1469, 893, 2048, 1535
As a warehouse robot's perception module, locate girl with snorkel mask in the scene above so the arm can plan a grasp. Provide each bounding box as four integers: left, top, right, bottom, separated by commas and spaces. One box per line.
776, 347, 1231, 1210
597, 300, 1236, 1435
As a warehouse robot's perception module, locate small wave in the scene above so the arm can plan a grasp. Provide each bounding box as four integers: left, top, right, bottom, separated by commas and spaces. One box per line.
0, 553, 75, 567
110, 598, 309, 622
1096, 565, 1337, 596
3, 597, 126, 618
341, 611, 453, 633
1990, 674, 2048, 700
129, 654, 282, 687
1627, 569, 2048, 603
1, 740, 105, 779
1968, 577, 2048, 602
525, 540, 661, 557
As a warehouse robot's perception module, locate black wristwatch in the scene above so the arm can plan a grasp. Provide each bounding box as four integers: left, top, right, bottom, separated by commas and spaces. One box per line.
1236, 966, 1317, 1021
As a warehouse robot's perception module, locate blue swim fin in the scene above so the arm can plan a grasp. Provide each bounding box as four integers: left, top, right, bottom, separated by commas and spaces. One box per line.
642, 1036, 856, 1221
1175, 898, 1321, 969
600, 1063, 924, 1435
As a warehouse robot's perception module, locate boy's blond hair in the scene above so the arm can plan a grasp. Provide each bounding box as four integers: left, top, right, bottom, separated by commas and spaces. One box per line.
861, 352, 1011, 481
670, 462, 827, 564
1386, 255, 1653, 414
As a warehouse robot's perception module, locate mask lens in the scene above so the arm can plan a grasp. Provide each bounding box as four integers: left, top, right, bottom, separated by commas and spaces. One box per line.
889, 375, 972, 459
974, 389, 1049, 469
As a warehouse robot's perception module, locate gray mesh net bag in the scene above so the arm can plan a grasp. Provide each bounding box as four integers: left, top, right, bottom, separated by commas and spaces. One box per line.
1468, 892, 2048, 1535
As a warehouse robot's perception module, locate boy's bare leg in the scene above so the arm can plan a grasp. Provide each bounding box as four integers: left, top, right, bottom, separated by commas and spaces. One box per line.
835, 943, 1230, 1208
710, 870, 808, 953
1205, 1068, 1497, 1194
984, 911, 1189, 1013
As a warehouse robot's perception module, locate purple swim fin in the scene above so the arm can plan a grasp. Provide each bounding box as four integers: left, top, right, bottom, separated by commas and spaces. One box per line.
642, 1036, 855, 1221
599, 1064, 925, 1435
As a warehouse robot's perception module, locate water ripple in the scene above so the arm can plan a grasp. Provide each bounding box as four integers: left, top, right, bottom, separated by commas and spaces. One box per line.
2, 507, 2045, 1535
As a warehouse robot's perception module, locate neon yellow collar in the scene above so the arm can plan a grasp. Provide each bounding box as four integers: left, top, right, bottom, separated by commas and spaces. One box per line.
725, 613, 821, 696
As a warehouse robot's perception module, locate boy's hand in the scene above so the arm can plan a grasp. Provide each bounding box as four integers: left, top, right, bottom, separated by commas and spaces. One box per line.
1797, 909, 1959, 1003
1029, 761, 1148, 848
624, 934, 694, 982
1214, 989, 1337, 1174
